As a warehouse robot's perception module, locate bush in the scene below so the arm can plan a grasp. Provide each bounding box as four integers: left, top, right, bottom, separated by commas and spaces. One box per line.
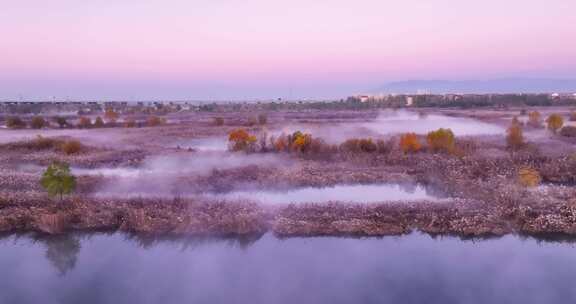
527, 111, 541, 128
426, 128, 455, 153
124, 118, 137, 128
399, 133, 421, 153
40, 162, 76, 199
340, 138, 377, 153
30, 116, 47, 129
30, 135, 62, 150
228, 129, 257, 152
53, 116, 68, 128
518, 167, 541, 187
560, 126, 576, 137
258, 114, 267, 125
77, 117, 92, 129
570, 111, 576, 122
289, 131, 312, 153
506, 119, 524, 150
376, 139, 393, 154
6, 116, 26, 129
546, 114, 564, 133
213, 117, 224, 126
94, 116, 105, 128
104, 108, 119, 123
60, 140, 82, 155
147, 116, 163, 127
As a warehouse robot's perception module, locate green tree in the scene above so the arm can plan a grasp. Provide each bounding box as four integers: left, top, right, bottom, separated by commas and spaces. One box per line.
40, 162, 76, 200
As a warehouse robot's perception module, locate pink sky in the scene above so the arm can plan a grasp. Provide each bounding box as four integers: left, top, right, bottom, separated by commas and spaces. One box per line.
1, 0, 575, 99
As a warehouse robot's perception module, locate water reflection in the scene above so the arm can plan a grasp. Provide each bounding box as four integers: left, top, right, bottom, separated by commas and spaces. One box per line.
41, 235, 81, 276
1, 232, 576, 304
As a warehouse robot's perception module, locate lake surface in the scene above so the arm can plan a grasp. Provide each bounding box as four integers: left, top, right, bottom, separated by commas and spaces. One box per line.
205, 184, 438, 204
1, 232, 575, 304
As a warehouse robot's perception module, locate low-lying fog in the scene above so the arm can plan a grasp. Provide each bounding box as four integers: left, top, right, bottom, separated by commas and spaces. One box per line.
363, 110, 504, 136
203, 184, 438, 204
271, 110, 504, 143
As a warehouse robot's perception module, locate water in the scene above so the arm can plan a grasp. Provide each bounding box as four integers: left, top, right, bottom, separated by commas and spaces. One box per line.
364, 111, 504, 136
174, 138, 228, 152
205, 184, 438, 204
1, 232, 575, 304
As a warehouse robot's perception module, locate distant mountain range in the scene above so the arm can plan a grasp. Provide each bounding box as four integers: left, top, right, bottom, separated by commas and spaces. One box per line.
373, 79, 576, 94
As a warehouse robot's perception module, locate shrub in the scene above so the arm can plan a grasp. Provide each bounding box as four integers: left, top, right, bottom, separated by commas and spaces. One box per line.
426, 128, 455, 153
104, 108, 119, 123
28, 135, 62, 150
77, 117, 92, 129
147, 116, 164, 127
53, 116, 68, 128
124, 118, 137, 128
340, 138, 377, 153
246, 117, 258, 127
271, 134, 289, 152
94, 116, 105, 128
6, 116, 26, 129
40, 162, 76, 199
560, 126, 576, 137
289, 131, 312, 153
546, 114, 564, 133
30, 116, 47, 129
518, 167, 541, 187
213, 117, 224, 126
258, 114, 268, 125
570, 111, 576, 122
399, 133, 421, 153
506, 119, 524, 150
228, 128, 257, 152
60, 140, 82, 155
376, 139, 393, 154
527, 111, 541, 128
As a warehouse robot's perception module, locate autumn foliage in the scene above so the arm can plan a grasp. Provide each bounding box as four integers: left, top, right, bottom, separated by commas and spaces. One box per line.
228, 129, 257, 152
527, 111, 542, 128
426, 128, 455, 153
518, 167, 541, 187
506, 118, 524, 150
77, 117, 92, 129
147, 116, 164, 127
399, 133, 421, 153
546, 114, 564, 133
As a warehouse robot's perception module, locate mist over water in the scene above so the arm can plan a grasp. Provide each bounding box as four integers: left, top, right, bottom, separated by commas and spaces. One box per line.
364, 110, 504, 136
203, 184, 438, 204
74, 153, 293, 197
1, 232, 575, 304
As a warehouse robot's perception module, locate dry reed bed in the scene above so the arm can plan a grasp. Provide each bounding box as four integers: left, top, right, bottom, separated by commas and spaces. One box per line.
1, 192, 576, 238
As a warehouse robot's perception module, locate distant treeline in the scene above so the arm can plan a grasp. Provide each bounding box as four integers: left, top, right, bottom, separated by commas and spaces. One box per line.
1, 93, 575, 114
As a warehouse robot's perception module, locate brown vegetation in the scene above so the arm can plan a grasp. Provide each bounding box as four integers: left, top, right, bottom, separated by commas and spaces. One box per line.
506, 118, 524, 150
426, 128, 455, 153
518, 167, 541, 187
228, 129, 257, 152
30, 116, 47, 129
546, 114, 564, 133
60, 140, 83, 155
77, 117, 92, 129
399, 133, 421, 153
527, 111, 542, 128
6, 116, 26, 129
213, 117, 224, 126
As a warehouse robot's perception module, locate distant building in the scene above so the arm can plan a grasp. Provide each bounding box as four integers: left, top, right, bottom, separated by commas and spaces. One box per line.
406, 96, 414, 106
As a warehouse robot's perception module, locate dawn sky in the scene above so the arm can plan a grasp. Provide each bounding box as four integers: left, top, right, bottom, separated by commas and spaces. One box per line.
1, 0, 575, 100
